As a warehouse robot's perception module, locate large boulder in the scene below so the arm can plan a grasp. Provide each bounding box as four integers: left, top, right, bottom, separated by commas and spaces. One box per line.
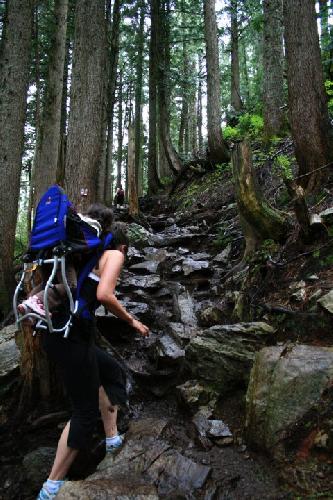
185, 322, 274, 393
0, 324, 20, 381
57, 418, 210, 499
127, 223, 155, 249
23, 447, 56, 491
246, 344, 333, 459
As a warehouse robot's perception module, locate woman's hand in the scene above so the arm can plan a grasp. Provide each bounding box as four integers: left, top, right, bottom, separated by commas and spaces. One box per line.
130, 318, 149, 337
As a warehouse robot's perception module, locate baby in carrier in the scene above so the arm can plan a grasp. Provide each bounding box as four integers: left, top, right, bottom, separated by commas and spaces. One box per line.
18, 204, 113, 322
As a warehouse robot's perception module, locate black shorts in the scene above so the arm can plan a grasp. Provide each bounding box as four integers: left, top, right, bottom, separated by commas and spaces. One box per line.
43, 321, 127, 449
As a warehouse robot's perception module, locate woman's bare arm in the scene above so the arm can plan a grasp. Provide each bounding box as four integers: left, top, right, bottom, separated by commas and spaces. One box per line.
96, 250, 149, 336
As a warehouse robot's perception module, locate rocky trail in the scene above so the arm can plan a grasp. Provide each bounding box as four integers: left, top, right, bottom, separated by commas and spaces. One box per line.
1, 203, 333, 499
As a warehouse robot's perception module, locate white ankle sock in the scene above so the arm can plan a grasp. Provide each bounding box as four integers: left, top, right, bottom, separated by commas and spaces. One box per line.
106, 434, 120, 446
46, 479, 64, 494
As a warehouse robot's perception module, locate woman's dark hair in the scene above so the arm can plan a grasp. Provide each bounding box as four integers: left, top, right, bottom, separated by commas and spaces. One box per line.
110, 222, 129, 249
86, 204, 113, 233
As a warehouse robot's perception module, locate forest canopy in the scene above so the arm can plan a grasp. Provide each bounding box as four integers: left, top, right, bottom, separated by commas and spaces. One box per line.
0, 0, 333, 315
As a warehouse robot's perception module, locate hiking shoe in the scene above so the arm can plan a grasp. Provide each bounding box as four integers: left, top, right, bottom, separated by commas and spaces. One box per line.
21, 295, 47, 317
37, 481, 65, 499
106, 434, 124, 453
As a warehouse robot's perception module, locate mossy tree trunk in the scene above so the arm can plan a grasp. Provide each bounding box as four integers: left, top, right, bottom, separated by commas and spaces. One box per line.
64, 0, 108, 211
0, 0, 33, 314
33, 0, 69, 205
232, 142, 289, 258
283, 0, 333, 192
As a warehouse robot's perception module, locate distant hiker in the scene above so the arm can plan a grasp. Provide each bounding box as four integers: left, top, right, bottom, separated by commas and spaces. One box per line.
115, 185, 125, 209
36, 218, 149, 500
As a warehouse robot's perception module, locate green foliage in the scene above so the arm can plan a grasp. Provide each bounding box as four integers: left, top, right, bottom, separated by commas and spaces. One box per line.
238, 113, 264, 137
223, 125, 241, 141
274, 154, 293, 180
325, 80, 333, 116
213, 222, 233, 249
15, 213, 28, 258
223, 114, 264, 141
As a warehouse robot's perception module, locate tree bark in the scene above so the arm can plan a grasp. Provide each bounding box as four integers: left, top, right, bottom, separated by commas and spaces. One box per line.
0, 0, 33, 313
134, 2, 145, 194
232, 142, 289, 258
148, 0, 161, 194
128, 122, 139, 215
197, 54, 204, 153
34, 0, 69, 205
105, 0, 121, 206
283, 0, 333, 192
262, 0, 285, 139
64, 0, 108, 212
116, 71, 123, 190
157, 0, 183, 175
230, 0, 242, 113
203, 0, 229, 163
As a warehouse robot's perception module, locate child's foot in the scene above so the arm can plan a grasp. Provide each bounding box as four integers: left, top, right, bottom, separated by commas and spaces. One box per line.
19, 296, 47, 317
106, 434, 124, 453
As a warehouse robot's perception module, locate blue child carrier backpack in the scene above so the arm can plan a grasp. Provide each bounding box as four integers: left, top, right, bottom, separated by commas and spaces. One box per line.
13, 185, 113, 337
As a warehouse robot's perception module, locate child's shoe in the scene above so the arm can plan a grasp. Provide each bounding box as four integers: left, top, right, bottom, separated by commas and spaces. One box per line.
19, 295, 48, 317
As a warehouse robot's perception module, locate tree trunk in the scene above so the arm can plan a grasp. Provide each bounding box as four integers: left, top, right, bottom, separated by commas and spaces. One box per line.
262, 0, 285, 139
148, 0, 161, 194
230, 0, 242, 113
105, 0, 121, 206
240, 41, 250, 107
34, 0, 69, 205
116, 71, 123, 189
283, 0, 333, 192
128, 122, 139, 215
157, 0, 183, 176
203, 0, 229, 163
0, 0, 33, 313
197, 54, 204, 153
64, 0, 108, 212
232, 142, 288, 258
57, 30, 71, 187
134, 2, 145, 193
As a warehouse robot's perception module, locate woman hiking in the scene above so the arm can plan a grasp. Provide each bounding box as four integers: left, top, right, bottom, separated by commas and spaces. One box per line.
37, 217, 149, 500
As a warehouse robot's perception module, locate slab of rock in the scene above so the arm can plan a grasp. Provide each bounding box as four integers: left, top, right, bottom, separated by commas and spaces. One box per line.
128, 223, 155, 248
174, 290, 198, 326
121, 275, 161, 290
177, 380, 218, 412
0, 324, 20, 380
23, 447, 56, 490
317, 290, 333, 314
57, 480, 158, 499
213, 244, 231, 263
73, 418, 211, 498
147, 448, 211, 496
142, 247, 168, 263
127, 246, 145, 265
152, 232, 205, 248
130, 260, 160, 274
153, 334, 185, 364
185, 322, 274, 393
197, 304, 225, 327
190, 252, 211, 261
167, 322, 198, 346
182, 259, 210, 276
246, 344, 333, 458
